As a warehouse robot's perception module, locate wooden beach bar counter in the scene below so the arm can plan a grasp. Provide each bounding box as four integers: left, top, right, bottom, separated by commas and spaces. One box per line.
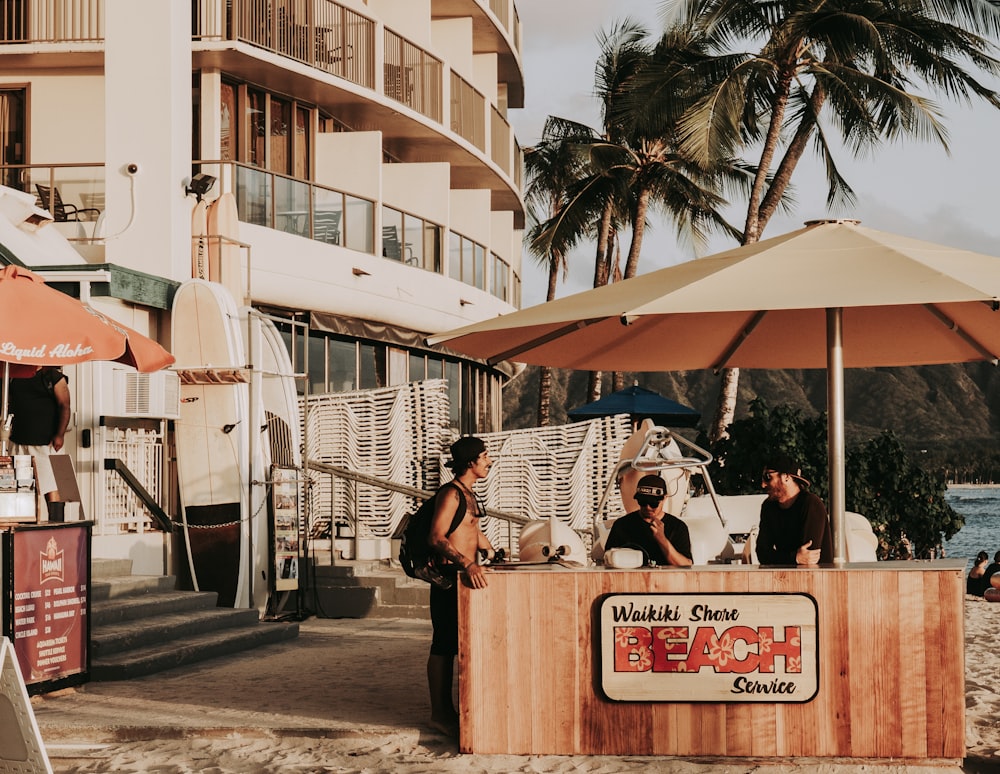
458, 561, 966, 761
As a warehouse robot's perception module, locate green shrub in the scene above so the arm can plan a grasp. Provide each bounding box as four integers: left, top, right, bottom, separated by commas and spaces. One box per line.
704, 399, 961, 559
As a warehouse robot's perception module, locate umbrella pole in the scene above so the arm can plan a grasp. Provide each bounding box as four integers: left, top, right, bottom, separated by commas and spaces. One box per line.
827, 308, 847, 563
1, 360, 8, 455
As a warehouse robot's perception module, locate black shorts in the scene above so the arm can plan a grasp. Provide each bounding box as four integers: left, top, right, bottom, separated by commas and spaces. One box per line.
429, 567, 460, 656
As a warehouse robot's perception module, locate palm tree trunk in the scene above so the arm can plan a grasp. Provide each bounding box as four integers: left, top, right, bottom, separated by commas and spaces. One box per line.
712, 66, 796, 442
536, 252, 563, 426
587, 372, 602, 403
537, 365, 553, 426
588, 198, 616, 403
709, 366, 740, 441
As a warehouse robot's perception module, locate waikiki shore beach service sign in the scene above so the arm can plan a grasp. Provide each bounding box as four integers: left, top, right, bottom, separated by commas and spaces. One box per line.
600, 593, 818, 702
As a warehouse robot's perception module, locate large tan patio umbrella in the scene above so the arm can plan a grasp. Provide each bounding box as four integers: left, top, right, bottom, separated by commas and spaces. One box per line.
428, 220, 1000, 561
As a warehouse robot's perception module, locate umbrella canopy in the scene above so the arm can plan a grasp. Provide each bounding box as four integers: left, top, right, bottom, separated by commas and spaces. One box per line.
568, 385, 701, 428
429, 220, 1000, 561
0, 264, 174, 372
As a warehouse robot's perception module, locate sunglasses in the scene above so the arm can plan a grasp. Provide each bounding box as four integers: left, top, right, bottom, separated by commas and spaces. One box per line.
636, 495, 663, 508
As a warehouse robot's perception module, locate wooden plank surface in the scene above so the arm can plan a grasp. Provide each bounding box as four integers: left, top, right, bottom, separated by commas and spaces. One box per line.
459, 564, 965, 760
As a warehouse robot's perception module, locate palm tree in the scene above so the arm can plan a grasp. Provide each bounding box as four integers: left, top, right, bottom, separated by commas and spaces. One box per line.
653, 0, 1000, 441
533, 20, 749, 396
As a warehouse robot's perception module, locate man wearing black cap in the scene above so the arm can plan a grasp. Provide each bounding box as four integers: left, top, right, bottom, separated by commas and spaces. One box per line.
756, 454, 833, 565
604, 474, 693, 567
426, 435, 495, 736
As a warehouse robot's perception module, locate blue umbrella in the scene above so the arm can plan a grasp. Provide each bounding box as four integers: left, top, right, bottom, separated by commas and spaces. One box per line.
568, 384, 701, 428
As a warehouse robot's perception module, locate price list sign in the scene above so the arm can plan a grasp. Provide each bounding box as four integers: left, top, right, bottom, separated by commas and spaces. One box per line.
10, 526, 88, 687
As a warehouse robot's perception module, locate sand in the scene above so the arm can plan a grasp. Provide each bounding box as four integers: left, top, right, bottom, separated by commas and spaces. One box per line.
26, 600, 1000, 774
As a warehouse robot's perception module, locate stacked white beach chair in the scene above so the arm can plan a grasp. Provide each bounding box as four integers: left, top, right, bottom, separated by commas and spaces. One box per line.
302, 379, 635, 557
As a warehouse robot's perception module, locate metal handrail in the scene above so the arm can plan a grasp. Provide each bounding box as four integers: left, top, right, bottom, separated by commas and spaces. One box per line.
103, 458, 173, 533
305, 458, 529, 526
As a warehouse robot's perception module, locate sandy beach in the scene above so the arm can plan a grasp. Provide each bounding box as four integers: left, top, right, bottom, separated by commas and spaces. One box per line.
26, 597, 1000, 774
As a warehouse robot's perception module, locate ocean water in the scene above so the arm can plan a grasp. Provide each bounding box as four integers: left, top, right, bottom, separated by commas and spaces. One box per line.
943, 485, 1000, 568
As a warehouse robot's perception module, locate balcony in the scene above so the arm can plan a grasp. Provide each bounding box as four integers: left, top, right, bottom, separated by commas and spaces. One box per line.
198, 161, 519, 303
0, 1, 524, 222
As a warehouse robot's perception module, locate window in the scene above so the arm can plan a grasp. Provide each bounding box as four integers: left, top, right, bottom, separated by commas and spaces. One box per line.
220, 83, 236, 161
447, 231, 488, 290
328, 339, 357, 392
0, 88, 25, 190
491, 253, 509, 302
248, 88, 266, 168
474, 243, 486, 290
271, 96, 291, 175
282, 327, 500, 434
359, 343, 387, 389
307, 335, 326, 394
383, 205, 442, 269
409, 353, 426, 381
294, 106, 309, 179
221, 79, 312, 179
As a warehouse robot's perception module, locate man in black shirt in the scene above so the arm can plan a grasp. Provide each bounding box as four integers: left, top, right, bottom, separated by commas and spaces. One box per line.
605, 474, 693, 567
756, 454, 833, 565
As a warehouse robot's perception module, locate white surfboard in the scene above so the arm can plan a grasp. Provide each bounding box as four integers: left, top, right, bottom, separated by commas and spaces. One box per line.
240, 309, 301, 613
191, 199, 209, 280
172, 279, 251, 608
208, 192, 243, 304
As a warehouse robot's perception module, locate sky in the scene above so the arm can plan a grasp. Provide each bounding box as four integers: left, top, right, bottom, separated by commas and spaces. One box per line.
509, 1, 1000, 307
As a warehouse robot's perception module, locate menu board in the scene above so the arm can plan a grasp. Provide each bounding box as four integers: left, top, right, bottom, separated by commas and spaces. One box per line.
9, 524, 89, 688
271, 466, 300, 592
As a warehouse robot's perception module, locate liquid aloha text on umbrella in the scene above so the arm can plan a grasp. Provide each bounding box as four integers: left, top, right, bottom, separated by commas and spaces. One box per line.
0, 342, 96, 360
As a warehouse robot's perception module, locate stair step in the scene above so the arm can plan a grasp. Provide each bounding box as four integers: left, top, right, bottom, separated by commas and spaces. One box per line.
89, 621, 300, 681
91, 607, 263, 657
308, 560, 386, 579
91, 574, 177, 602
307, 561, 433, 619
90, 589, 219, 626
313, 573, 430, 606
309, 585, 379, 618
365, 603, 430, 620
92, 558, 134, 579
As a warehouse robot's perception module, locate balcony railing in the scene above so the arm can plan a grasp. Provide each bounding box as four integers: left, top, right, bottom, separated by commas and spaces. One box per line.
383, 28, 442, 123
195, 0, 377, 90
451, 73, 486, 152
0, 0, 102, 43
490, 106, 510, 175
488, 0, 509, 33
0, 162, 105, 237
200, 161, 376, 256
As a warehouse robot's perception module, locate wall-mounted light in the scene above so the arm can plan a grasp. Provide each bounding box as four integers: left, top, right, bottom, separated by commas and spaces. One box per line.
459, 298, 474, 307
185, 173, 217, 202
352, 267, 371, 276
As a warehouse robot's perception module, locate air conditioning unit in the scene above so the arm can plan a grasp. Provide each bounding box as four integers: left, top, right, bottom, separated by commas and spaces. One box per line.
99, 365, 181, 419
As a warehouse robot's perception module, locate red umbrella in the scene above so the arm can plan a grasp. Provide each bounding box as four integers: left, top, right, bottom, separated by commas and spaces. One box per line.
0, 264, 175, 448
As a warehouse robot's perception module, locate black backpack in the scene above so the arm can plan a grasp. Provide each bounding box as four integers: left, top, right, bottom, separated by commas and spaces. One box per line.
398, 482, 466, 589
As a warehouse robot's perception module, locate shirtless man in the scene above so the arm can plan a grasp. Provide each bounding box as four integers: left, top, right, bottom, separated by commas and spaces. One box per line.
426, 436, 495, 736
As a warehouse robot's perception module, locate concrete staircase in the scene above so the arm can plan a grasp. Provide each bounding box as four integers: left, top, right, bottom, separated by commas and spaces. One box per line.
90, 558, 300, 681
306, 559, 430, 619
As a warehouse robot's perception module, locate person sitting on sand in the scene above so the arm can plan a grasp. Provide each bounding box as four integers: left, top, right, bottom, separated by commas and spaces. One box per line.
982, 550, 1000, 591
968, 551, 990, 596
